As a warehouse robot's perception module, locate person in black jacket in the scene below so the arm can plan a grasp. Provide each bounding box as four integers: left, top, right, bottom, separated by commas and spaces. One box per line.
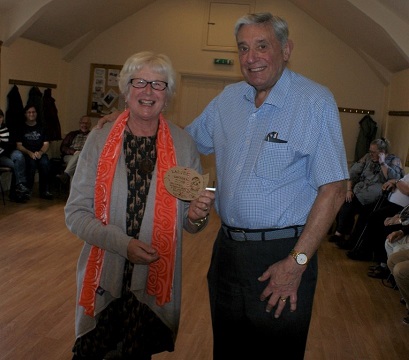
0, 108, 30, 202
16, 104, 53, 200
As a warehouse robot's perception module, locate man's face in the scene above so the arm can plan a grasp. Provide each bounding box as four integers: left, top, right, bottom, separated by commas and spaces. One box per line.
79, 117, 91, 133
236, 23, 291, 93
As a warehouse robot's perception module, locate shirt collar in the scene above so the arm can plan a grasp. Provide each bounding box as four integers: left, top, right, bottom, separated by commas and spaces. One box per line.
243, 67, 291, 108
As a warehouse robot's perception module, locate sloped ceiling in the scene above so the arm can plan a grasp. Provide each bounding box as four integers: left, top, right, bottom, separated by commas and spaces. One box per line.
0, 0, 158, 61
0, 0, 408, 74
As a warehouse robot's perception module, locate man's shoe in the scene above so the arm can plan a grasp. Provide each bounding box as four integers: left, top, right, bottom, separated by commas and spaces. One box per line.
57, 172, 70, 185
40, 192, 54, 200
368, 264, 380, 271
368, 265, 390, 279
15, 183, 30, 194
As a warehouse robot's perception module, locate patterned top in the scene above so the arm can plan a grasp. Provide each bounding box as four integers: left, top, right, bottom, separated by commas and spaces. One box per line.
350, 153, 403, 205
0, 125, 10, 155
186, 67, 349, 229
124, 131, 157, 238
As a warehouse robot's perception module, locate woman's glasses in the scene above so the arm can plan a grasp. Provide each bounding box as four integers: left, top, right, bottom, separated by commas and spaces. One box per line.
129, 78, 168, 91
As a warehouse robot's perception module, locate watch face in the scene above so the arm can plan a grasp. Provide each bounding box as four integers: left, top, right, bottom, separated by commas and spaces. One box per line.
296, 253, 308, 265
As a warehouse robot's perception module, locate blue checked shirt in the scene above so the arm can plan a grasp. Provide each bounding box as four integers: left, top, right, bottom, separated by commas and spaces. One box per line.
186, 68, 349, 229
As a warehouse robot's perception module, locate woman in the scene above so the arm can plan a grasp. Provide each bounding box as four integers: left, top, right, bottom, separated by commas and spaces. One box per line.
16, 104, 53, 199
65, 52, 215, 359
0, 108, 30, 202
330, 138, 403, 248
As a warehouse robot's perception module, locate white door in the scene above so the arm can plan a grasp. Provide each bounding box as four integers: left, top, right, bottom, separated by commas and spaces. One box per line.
175, 73, 241, 186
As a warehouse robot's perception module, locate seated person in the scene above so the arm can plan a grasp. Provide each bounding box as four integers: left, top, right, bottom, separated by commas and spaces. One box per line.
57, 115, 91, 184
347, 174, 409, 268
330, 138, 403, 248
16, 104, 53, 200
387, 228, 409, 325
365, 203, 409, 279
0, 108, 30, 202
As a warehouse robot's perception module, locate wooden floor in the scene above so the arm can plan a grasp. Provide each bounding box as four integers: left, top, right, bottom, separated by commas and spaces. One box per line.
0, 194, 408, 359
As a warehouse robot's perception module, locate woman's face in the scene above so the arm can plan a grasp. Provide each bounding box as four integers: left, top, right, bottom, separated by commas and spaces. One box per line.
25, 107, 37, 122
126, 67, 168, 123
369, 144, 382, 162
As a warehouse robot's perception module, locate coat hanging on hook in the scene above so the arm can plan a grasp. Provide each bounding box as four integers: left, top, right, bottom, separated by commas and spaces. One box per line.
5, 85, 25, 144
354, 114, 377, 162
43, 88, 62, 141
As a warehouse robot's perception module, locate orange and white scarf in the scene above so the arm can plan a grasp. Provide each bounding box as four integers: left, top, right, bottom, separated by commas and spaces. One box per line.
79, 110, 177, 316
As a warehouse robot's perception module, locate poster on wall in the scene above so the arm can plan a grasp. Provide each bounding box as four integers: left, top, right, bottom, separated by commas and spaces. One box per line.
87, 63, 124, 117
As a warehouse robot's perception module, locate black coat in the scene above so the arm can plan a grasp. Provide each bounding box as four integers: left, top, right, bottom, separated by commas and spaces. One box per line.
354, 115, 377, 162
5, 85, 25, 146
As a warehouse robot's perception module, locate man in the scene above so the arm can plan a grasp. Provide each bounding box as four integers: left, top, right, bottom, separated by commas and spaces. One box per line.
16, 104, 53, 200
185, 13, 348, 359
57, 115, 91, 184
97, 13, 348, 358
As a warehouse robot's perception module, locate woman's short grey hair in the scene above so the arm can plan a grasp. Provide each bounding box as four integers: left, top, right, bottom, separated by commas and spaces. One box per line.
234, 12, 289, 48
118, 51, 176, 99
371, 138, 391, 153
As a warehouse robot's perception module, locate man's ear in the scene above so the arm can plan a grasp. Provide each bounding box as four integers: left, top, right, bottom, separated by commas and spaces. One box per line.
283, 40, 293, 62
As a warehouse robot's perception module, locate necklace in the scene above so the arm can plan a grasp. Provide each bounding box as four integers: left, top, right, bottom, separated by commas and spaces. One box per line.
139, 147, 155, 175
126, 125, 157, 175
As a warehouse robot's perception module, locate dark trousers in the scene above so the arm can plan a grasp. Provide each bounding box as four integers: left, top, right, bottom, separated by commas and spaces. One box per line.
25, 153, 50, 194
364, 201, 404, 262
336, 197, 376, 236
207, 228, 318, 360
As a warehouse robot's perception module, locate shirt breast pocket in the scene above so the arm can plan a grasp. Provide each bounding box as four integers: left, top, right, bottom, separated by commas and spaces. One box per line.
254, 141, 297, 180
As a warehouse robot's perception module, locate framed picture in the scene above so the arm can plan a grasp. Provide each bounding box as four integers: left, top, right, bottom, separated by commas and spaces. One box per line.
87, 63, 124, 117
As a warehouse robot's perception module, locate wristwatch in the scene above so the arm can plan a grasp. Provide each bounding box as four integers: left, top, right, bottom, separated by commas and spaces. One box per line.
290, 249, 308, 265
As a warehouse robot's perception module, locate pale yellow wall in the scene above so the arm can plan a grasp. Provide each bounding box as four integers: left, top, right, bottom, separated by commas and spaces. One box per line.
384, 69, 409, 169
0, 38, 71, 156
1, 0, 407, 163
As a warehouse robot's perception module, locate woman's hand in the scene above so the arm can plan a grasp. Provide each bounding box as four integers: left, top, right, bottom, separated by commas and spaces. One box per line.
345, 189, 354, 202
188, 189, 215, 222
382, 179, 396, 192
378, 152, 386, 164
127, 238, 160, 265
384, 214, 400, 226
386, 230, 404, 244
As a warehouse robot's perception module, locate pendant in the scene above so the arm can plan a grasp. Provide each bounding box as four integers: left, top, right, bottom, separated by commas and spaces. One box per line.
139, 158, 154, 174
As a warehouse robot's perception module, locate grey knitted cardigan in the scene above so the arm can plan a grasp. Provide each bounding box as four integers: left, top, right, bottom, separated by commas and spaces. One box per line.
65, 119, 202, 339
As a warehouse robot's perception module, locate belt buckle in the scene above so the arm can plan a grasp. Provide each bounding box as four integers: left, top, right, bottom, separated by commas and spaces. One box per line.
230, 228, 248, 241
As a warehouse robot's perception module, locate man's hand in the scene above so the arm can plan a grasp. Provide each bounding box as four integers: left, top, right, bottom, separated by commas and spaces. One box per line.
258, 256, 305, 318
95, 111, 120, 129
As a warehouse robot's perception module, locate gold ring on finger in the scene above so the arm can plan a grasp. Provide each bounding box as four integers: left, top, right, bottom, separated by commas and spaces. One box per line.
280, 297, 287, 302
